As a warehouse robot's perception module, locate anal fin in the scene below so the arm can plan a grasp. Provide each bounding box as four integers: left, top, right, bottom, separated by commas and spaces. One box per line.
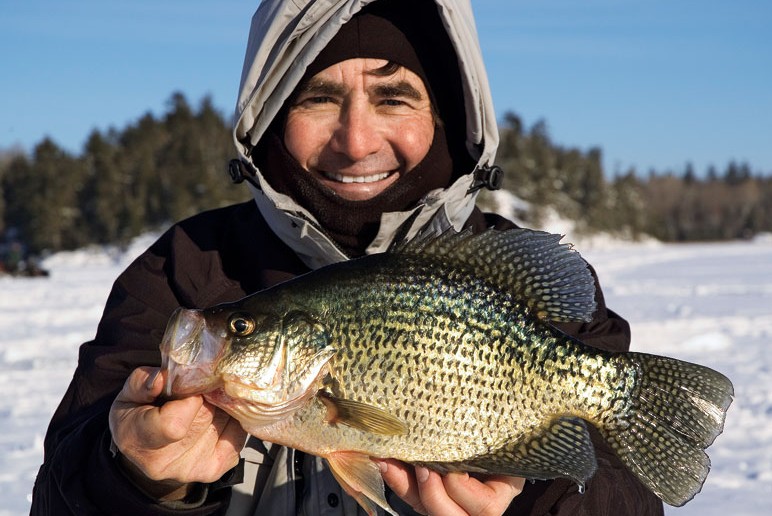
326, 451, 397, 516
422, 416, 598, 488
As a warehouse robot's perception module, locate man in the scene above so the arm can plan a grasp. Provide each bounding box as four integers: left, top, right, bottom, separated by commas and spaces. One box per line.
31, 0, 664, 514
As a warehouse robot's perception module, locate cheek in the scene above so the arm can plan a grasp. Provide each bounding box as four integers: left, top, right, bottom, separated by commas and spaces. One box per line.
284, 117, 329, 169
391, 116, 435, 170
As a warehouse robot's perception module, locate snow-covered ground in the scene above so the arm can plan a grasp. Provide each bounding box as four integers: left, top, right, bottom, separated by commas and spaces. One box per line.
581, 236, 772, 515
1, 230, 770, 515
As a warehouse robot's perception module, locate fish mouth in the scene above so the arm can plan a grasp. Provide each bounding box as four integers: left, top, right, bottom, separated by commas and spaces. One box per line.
160, 308, 221, 398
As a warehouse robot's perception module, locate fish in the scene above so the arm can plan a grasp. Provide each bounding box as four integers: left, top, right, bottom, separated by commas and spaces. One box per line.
160, 227, 734, 515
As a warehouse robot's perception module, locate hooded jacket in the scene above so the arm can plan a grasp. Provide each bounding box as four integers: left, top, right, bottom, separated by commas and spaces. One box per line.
232, 0, 498, 269
31, 0, 664, 514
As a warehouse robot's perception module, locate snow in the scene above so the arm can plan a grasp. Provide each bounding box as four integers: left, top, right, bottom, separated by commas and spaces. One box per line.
1, 230, 771, 515
580, 238, 772, 515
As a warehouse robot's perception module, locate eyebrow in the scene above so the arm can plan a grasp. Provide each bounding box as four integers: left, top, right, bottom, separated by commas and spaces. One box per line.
371, 80, 424, 101
295, 78, 425, 101
295, 79, 347, 98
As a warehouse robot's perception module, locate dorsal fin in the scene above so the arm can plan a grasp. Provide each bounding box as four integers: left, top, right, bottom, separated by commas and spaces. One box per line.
395, 228, 597, 323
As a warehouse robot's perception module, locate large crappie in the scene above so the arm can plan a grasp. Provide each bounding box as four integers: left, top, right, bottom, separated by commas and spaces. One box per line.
160, 228, 733, 515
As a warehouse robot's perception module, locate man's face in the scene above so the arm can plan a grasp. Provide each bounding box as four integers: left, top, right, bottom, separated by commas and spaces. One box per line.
284, 58, 435, 201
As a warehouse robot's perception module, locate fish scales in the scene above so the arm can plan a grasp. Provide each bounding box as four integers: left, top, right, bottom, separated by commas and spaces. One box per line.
161, 227, 733, 514
257, 254, 628, 465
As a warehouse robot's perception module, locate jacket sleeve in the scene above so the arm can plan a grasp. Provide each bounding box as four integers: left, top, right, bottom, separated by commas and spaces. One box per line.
30, 223, 242, 515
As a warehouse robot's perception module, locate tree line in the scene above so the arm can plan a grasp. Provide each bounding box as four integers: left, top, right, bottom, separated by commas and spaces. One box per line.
481, 112, 772, 241
0, 93, 250, 258
2, 95, 771, 261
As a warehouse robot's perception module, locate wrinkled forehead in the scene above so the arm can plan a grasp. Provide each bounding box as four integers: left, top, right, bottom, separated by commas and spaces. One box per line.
292, 58, 430, 100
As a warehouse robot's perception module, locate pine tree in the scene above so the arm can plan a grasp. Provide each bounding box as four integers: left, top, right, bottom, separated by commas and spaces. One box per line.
80, 130, 124, 243
3, 139, 87, 252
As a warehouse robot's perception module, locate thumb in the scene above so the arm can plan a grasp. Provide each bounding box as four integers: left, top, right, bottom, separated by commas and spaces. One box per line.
111, 366, 205, 447
115, 366, 165, 405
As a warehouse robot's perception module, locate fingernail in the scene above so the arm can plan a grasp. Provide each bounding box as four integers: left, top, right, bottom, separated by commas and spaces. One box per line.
145, 369, 160, 391
415, 466, 429, 483
375, 460, 388, 474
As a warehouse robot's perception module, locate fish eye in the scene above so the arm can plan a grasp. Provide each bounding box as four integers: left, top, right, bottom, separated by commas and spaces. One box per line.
228, 313, 255, 337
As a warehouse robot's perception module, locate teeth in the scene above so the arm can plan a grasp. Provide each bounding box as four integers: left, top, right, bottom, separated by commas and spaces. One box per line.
323, 171, 390, 184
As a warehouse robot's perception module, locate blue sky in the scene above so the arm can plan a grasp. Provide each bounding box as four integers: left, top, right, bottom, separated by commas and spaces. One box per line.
2, 0, 771, 176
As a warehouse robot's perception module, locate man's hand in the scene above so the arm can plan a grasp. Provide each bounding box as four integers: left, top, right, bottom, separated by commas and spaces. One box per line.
109, 366, 247, 501
376, 458, 525, 516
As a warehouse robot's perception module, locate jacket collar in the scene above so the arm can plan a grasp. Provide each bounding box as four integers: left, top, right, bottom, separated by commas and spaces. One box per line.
246, 164, 479, 269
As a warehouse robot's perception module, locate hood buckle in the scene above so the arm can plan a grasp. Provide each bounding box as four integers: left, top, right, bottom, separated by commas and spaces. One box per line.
468, 165, 503, 193
228, 159, 262, 191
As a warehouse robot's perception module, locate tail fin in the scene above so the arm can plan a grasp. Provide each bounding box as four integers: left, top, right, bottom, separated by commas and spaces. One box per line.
602, 353, 733, 506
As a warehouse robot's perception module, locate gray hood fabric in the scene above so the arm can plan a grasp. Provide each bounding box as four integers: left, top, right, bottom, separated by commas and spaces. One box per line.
232, 0, 498, 269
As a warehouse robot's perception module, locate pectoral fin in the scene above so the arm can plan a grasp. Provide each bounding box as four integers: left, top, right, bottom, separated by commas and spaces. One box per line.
326, 452, 397, 516
319, 391, 408, 435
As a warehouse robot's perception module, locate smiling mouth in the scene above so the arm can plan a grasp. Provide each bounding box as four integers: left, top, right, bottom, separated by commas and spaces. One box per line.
321, 171, 392, 184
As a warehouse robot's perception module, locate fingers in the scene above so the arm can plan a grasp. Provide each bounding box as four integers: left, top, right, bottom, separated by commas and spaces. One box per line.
379, 459, 524, 516
211, 406, 249, 471
439, 473, 525, 515
106, 366, 247, 495
157, 398, 209, 444
114, 366, 164, 405
113, 367, 209, 446
376, 459, 427, 514
414, 467, 468, 516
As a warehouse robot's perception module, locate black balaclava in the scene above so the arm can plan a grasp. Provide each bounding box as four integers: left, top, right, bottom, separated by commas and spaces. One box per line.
255, 0, 472, 257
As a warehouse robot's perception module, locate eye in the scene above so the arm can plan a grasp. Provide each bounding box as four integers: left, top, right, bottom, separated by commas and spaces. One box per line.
228, 313, 255, 337
294, 95, 335, 108
381, 98, 406, 107
308, 96, 333, 104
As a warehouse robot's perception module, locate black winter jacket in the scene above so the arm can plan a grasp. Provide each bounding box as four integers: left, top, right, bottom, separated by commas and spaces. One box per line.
31, 200, 664, 515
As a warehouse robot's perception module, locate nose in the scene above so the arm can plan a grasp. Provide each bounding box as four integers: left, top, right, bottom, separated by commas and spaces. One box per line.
330, 100, 382, 161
